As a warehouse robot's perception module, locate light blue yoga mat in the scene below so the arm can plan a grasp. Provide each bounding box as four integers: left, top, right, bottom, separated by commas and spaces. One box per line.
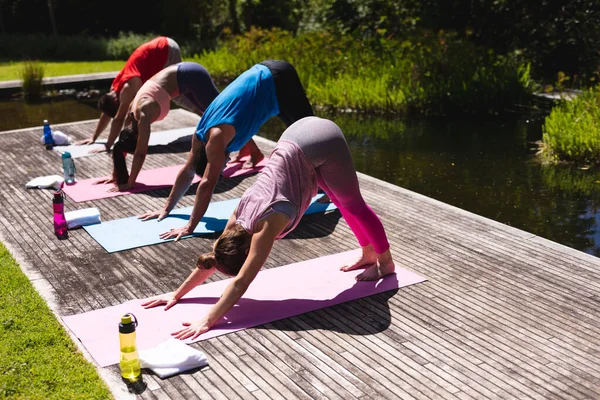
84, 194, 337, 253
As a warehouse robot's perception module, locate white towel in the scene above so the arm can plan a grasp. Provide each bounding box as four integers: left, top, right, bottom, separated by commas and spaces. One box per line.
139, 339, 208, 379
25, 175, 64, 190
40, 130, 72, 146
65, 208, 101, 229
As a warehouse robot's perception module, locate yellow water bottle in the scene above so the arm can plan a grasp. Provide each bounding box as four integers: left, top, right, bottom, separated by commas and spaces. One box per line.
119, 313, 141, 382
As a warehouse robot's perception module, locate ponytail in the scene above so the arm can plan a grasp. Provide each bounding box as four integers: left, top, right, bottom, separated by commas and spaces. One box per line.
196, 251, 217, 270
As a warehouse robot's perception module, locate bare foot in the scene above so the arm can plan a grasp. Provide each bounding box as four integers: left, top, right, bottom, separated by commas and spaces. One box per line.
340, 245, 377, 272
229, 151, 242, 163
355, 261, 395, 281
242, 153, 265, 169
317, 193, 331, 203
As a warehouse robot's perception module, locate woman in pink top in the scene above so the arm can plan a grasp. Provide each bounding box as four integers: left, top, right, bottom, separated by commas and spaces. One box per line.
142, 116, 395, 340
95, 61, 220, 191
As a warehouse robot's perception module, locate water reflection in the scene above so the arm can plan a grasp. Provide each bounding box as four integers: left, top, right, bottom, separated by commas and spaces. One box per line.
0, 98, 100, 131
260, 112, 600, 256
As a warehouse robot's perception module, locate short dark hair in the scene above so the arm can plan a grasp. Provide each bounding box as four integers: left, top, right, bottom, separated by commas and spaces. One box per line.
98, 91, 120, 118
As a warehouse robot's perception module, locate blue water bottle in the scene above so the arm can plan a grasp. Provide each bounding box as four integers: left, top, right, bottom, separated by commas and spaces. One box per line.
62, 152, 76, 185
43, 120, 54, 150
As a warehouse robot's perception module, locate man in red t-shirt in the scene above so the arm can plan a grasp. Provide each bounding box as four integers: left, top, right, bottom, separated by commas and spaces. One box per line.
77, 36, 181, 150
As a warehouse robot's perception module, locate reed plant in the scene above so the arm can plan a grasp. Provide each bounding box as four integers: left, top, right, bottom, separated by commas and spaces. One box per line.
541, 87, 600, 164
192, 28, 532, 116
21, 61, 44, 103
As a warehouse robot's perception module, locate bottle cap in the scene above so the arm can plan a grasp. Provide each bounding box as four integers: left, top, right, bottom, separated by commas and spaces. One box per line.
53, 190, 63, 203
61, 152, 72, 159
43, 119, 48, 124
119, 313, 138, 334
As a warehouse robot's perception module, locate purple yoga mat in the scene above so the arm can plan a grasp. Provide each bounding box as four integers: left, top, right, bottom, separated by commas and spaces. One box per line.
61, 249, 427, 367
63, 159, 269, 202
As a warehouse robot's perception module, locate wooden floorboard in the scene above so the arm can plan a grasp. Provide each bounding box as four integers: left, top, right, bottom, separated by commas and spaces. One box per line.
1, 108, 600, 400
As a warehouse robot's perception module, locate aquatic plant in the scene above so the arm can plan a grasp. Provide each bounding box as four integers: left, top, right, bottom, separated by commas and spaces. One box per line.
541, 87, 600, 164
21, 61, 44, 103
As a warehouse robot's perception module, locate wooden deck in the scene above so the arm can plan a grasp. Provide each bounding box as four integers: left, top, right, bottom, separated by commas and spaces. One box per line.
1, 108, 600, 400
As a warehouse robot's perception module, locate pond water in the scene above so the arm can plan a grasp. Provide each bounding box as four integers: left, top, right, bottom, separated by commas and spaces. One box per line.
3, 97, 600, 256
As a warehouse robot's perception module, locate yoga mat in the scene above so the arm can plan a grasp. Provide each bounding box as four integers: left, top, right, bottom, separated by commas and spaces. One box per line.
84, 194, 337, 253
63, 153, 270, 202
62, 164, 200, 202
53, 127, 195, 159
61, 248, 427, 367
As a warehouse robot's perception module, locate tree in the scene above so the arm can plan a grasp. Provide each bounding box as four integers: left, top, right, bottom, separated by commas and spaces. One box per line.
229, 0, 240, 34
46, 0, 57, 36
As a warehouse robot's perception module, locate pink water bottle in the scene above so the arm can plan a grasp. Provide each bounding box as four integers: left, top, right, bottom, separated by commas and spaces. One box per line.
52, 190, 67, 238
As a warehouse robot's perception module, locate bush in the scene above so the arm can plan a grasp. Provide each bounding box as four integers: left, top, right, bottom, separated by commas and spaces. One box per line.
541, 87, 600, 164
193, 27, 532, 116
21, 61, 44, 102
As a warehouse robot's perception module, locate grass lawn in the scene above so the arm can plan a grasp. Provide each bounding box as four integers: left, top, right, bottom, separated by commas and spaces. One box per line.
0, 59, 195, 81
0, 242, 113, 399
0, 61, 126, 81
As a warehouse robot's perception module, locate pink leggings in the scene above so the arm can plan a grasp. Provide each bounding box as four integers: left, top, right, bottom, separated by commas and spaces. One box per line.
280, 117, 390, 254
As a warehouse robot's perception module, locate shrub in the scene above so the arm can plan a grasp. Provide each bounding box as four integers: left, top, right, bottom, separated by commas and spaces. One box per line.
541, 87, 600, 164
193, 27, 533, 116
21, 61, 44, 102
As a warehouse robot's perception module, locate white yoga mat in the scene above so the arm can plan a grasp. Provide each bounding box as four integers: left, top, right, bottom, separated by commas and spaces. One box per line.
53, 127, 196, 158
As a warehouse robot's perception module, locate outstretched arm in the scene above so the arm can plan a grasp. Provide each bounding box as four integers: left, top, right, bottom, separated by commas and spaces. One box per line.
78, 113, 112, 145
141, 265, 216, 310
172, 213, 289, 340
158, 126, 229, 241
93, 79, 141, 153
139, 135, 203, 222
108, 112, 151, 192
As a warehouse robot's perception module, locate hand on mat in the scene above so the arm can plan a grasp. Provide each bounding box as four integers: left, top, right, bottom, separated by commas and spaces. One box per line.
76, 138, 94, 145
139, 210, 169, 222
171, 318, 211, 340
108, 183, 133, 192
89, 146, 107, 154
93, 177, 115, 185
141, 294, 178, 311
160, 225, 193, 241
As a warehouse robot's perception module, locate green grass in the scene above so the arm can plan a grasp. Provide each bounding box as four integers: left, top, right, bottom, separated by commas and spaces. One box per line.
0, 61, 126, 81
541, 87, 600, 164
0, 242, 112, 400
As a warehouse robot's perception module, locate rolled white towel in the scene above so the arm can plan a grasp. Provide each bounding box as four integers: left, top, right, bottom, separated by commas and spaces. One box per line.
25, 175, 64, 190
139, 338, 209, 379
65, 208, 101, 229
39, 130, 72, 146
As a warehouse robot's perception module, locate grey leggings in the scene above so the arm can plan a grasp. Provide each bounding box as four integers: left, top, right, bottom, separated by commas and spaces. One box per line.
165, 38, 182, 67
280, 116, 390, 253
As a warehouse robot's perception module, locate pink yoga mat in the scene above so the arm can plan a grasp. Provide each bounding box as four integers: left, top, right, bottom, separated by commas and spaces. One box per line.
62, 249, 427, 367
63, 158, 269, 202
62, 164, 199, 202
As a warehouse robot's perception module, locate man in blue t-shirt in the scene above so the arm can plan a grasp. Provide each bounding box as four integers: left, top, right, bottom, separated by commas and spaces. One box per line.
140, 60, 314, 240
